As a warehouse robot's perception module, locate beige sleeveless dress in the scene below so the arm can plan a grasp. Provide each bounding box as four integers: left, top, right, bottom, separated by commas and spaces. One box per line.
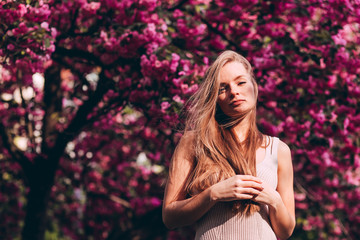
194, 137, 279, 240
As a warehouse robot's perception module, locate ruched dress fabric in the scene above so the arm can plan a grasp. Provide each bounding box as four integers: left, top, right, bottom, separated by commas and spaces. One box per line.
194, 137, 279, 240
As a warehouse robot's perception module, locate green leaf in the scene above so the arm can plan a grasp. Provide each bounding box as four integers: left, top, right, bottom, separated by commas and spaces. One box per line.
44, 38, 50, 48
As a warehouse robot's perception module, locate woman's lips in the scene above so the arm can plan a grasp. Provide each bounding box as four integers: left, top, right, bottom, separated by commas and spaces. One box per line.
230, 99, 245, 106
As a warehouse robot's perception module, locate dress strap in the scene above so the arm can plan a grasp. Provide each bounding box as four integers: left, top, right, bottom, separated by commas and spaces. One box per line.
265, 136, 279, 159
265, 136, 272, 156
270, 137, 279, 163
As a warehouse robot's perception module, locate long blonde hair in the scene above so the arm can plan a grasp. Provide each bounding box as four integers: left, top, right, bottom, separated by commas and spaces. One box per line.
184, 50, 264, 215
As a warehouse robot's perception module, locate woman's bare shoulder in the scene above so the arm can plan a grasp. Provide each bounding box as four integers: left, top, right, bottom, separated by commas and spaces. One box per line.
176, 131, 196, 150
168, 131, 196, 183
172, 131, 196, 163
277, 139, 292, 171
277, 139, 291, 157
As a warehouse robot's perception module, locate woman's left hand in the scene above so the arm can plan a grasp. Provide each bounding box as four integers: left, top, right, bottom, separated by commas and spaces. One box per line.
251, 181, 282, 208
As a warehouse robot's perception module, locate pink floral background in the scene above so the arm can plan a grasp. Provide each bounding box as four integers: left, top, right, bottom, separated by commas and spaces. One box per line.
0, 0, 359, 239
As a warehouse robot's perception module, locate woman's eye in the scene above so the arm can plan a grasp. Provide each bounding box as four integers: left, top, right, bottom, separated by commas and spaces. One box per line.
218, 87, 226, 94
238, 81, 246, 85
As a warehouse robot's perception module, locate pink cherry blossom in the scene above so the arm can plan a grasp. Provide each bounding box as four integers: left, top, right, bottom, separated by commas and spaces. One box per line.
1, 0, 360, 239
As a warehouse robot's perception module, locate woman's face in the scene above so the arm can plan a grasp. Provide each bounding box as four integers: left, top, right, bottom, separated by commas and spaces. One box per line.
217, 61, 257, 117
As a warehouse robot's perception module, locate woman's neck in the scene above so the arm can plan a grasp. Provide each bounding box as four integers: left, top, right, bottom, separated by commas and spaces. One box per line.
232, 115, 251, 142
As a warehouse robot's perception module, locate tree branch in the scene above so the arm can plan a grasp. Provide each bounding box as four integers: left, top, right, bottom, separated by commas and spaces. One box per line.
52, 55, 93, 92
51, 70, 114, 159
84, 92, 128, 126
53, 46, 139, 70
53, 47, 104, 67
199, 16, 246, 55
177, 7, 247, 55
167, 0, 189, 11
41, 65, 63, 154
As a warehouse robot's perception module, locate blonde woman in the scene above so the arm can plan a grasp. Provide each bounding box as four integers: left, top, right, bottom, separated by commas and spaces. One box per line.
162, 50, 295, 240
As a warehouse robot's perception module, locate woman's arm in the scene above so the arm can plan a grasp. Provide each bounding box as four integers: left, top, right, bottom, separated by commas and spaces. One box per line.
253, 140, 296, 239
162, 133, 264, 229
162, 132, 215, 229
270, 140, 296, 239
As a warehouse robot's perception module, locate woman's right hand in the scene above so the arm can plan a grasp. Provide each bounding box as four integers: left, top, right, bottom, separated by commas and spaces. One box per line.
209, 175, 264, 202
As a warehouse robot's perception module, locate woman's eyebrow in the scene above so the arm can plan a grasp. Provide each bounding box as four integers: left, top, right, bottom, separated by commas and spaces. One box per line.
220, 75, 247, 85
233, 75, 247, 81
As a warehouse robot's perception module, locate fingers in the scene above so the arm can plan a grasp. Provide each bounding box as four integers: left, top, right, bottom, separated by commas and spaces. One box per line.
237, 187, 261, 196
232, 175, 264, 200
238, 181, 263, 191
235, 193, 257, 200
211, 175, 265, 202
235, 174, 263, 183
233, 175, 264, 191
234, 187, 261, 200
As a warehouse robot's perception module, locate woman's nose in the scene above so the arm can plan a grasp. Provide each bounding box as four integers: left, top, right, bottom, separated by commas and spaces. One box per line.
229, 85, 238, 97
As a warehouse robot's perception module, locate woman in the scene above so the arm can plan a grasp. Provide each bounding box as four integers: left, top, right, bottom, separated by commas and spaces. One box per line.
162, 50, 295, 240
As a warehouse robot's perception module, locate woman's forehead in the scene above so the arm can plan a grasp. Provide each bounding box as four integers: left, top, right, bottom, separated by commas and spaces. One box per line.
219, 61, 249, 83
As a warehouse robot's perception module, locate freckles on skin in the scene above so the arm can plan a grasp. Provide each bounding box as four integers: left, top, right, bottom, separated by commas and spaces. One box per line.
217, 61, 257, 117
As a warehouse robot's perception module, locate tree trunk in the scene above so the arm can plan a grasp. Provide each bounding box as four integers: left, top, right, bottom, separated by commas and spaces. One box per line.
21, 159, 56, 240
20, 64, 63, 240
